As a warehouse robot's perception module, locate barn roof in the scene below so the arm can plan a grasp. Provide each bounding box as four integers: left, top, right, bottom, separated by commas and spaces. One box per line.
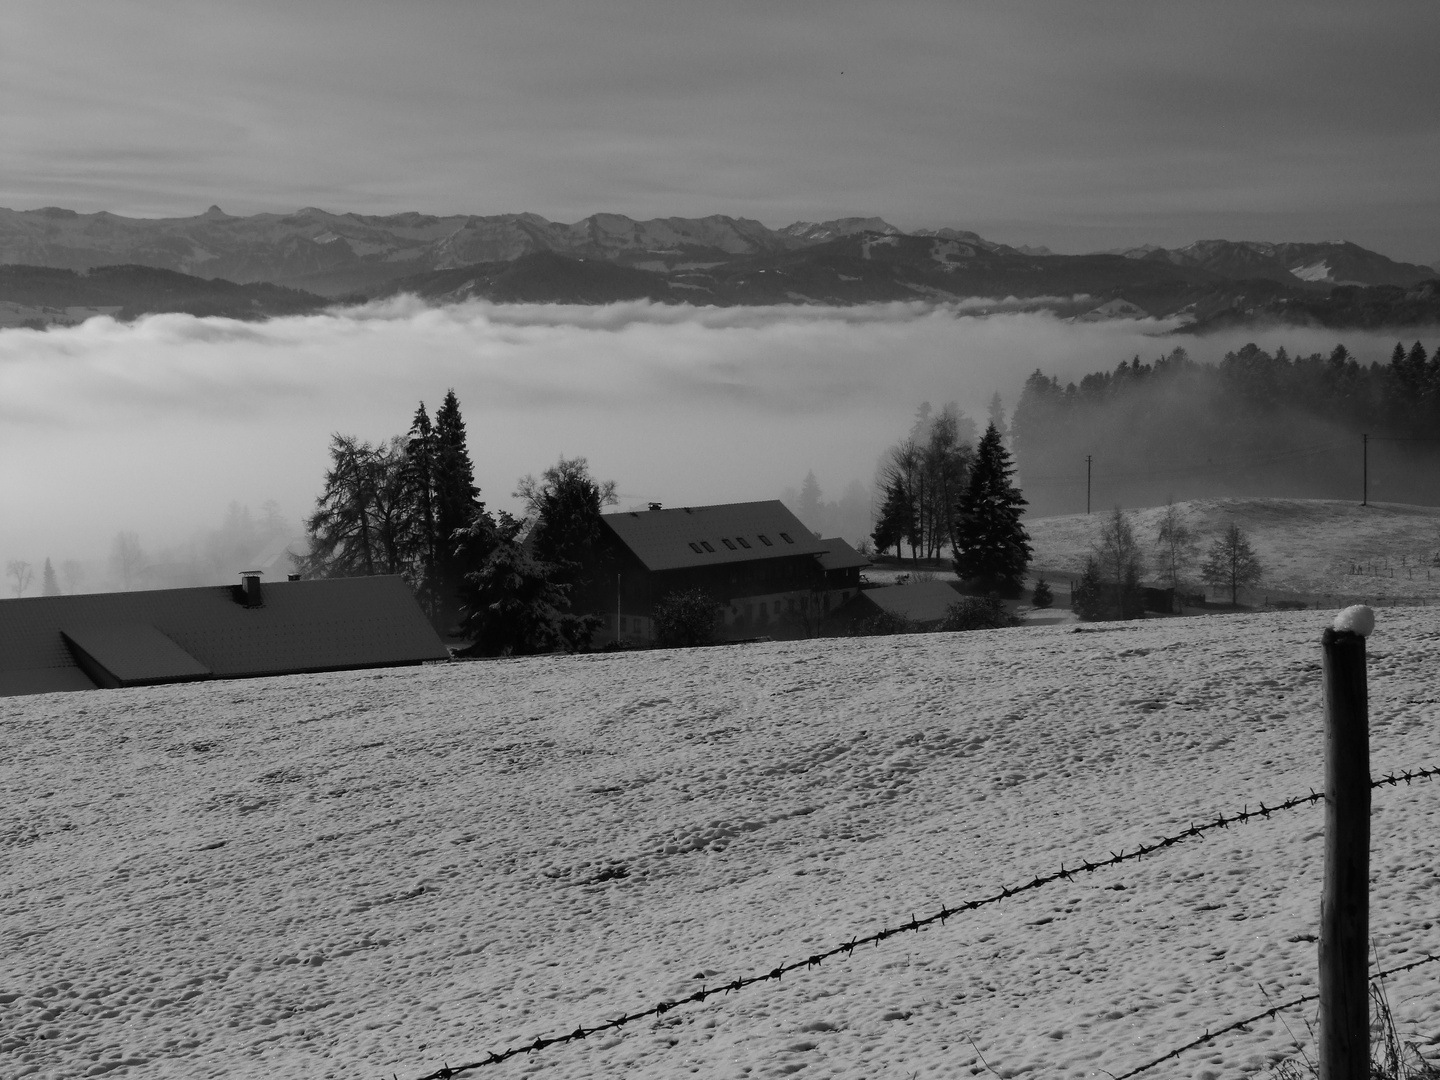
600, 501, 826, 572
817, 537, 870, 572
864, 580, 964, 625
0, 575, 448, 698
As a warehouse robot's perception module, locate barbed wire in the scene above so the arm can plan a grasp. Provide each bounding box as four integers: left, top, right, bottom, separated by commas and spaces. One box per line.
1109, 951, 1440, 1080
410, 765, 1440, 1080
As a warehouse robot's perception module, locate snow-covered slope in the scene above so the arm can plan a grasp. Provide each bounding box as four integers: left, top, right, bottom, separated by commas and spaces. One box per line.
1028, 499, 1440, 603
4, 610, 1439, 1079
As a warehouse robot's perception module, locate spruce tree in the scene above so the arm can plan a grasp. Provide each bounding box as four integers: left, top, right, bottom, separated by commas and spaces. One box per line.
1031, 575, 1053, 609
952, 423, 1032, 597
871, 477, 917, 557
433, 389, 483, 610
404, 402, 441, 614
42, 558, 61, 596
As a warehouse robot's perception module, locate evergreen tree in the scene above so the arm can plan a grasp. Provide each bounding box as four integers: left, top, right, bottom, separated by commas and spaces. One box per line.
1031, 575, 1053, 609
433, 390, 483, 609
404, 402, 441, 614
41, 558, 60, 596
797, 470, 823, 535
871, 476, 918, 557
1070, 558, 1105, 620
952, 423, 1032, 597
516, 456, 618, 575
1201, 522, 1263, 606
987, 392, 1009, 442
454, 511, 598, 656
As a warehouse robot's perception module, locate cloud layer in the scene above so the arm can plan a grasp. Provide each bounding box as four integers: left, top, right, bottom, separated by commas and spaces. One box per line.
0, 299, 1425, 573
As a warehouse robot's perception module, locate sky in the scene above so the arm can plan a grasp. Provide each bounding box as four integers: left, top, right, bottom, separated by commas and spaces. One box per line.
3, 0, 1440, 262
0, 301, 1421, 577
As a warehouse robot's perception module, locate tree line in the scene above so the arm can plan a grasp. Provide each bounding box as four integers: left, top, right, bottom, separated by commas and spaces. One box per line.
1011, 340, 1440, 514
1071, 504, 1264, 619
300, 390, 616, 656
870, 398, 1033, 597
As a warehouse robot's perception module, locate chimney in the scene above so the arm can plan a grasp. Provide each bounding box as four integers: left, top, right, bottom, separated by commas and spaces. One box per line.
239, 571, 263, 608
648, 502, 662, 511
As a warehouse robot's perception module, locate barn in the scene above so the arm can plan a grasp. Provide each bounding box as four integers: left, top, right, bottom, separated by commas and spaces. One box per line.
588, 501, 869, 644
0, 574, 449, 698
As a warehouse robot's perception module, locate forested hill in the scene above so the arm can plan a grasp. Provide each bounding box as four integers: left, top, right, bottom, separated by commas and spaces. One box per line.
1011, 339, 1440, 516
0, 264, 331, 326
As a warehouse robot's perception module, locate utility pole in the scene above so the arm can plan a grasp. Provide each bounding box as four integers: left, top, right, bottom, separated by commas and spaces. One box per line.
1086, 455, 1092, 515
1361, 433, 1368, 507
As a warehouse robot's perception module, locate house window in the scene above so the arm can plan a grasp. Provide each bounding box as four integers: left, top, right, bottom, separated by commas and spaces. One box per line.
758, 602, 768, 621
736, 537, 751, 549
619, 616, 628, 632
700, 541, 715, 552
779, 532, 794, 544
758, 535, 773, 546
721, 538, 736, 550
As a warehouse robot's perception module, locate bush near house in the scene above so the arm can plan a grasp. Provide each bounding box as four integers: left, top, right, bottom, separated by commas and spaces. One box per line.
652, 589, 721, 649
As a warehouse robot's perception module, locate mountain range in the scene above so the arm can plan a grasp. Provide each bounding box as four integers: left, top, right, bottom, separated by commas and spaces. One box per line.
1, 204, 1437, 328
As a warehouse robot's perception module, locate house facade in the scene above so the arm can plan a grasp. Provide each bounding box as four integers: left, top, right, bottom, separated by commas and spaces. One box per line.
586, 501, 869, 644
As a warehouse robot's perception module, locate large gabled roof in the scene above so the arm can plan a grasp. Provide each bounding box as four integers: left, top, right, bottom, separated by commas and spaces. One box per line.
0, 575, 448, 697
600, 501, 825, 572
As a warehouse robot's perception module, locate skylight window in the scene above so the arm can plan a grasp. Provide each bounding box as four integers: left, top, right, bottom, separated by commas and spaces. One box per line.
688, 542, 703, 554
721, 538, 736, 550
758, 534, 773, 546
700, 541, 715, 552
779, 532, 795, 544
736, 537, 751, 549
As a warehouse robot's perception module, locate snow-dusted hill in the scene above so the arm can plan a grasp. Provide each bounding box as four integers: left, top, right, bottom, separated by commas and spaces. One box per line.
1028, 499, 1440, 604
4, 609, 1439, 1079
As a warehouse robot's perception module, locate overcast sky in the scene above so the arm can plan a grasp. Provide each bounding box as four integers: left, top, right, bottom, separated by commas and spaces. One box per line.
4, 0, 1439, 261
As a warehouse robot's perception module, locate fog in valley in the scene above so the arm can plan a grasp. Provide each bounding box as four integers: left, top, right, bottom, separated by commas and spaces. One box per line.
0, 298, 1431, 592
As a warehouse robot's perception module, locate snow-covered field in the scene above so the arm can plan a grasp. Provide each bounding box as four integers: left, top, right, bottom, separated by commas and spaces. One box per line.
4, 608, 1440, 1080
1029, 499, 1440, 604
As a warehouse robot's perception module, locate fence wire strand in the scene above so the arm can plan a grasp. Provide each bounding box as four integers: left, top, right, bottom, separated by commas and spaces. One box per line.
1110, 951, 1440, 1079
411, 765, 1440, 1080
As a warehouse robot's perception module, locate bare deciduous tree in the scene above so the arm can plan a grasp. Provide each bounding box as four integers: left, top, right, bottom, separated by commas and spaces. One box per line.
1155, 501, 1198, 590
6, 559, 33, 597
1201, 522, 1263, 606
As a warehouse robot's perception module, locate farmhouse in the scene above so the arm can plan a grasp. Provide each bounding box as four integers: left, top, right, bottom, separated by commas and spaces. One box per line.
0, 574, 449, 698
590, 501, 869, 644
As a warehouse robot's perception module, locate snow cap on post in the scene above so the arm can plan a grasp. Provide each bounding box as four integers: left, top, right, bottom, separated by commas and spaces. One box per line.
1331, 605, 1375, 637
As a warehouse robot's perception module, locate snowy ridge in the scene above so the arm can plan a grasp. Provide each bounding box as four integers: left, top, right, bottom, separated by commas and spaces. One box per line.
3, 608, 1440, 1079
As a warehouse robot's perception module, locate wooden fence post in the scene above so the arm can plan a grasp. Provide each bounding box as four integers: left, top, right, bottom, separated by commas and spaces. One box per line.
1319, 608, 1372, 1080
